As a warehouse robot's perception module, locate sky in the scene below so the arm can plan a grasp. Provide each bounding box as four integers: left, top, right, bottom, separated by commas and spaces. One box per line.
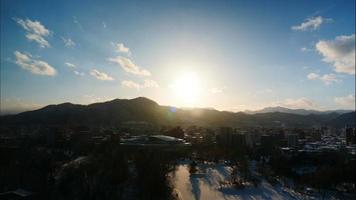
0, 0, 355, 114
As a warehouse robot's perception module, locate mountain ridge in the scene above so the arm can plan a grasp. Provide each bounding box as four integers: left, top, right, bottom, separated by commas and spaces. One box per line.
1, 97, 354, 128
244, 106, 352, 115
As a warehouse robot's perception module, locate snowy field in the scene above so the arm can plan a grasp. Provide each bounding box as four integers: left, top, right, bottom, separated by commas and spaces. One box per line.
171, 162, 313, 200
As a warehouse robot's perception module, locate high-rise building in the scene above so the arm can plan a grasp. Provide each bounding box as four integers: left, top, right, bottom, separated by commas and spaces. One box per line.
216, 127, 246, 148
286, 134, 298, 147
261, 134, 275, 151
346, 128, 356, 145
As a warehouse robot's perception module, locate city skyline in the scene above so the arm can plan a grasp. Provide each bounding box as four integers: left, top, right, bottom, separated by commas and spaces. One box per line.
1, 0, 355, 114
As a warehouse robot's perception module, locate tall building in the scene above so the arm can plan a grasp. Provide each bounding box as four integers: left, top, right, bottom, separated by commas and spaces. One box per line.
346, 128, 356, 145
286, 134, 298, 147
216, 127, 246, 148
231, 133, 246, 147
311, 130, 322, 141
245, 132, 261, 148
261, 134, 275, 151
216, 127, 233, 147
220, 127, 233, 135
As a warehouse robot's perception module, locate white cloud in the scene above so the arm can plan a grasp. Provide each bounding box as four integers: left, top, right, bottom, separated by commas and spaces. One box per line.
65, 62, 76, 68
14, 18, 51, 48
108, 56, 151, 76
307, 72, 339, 85
73, 16, 83, 30
25, 33, 50, 48
275, 97, 317, 109
14, 51, 56, 76
102, 21, 107, 28
318, 74, 339, 85
74, 70, 85, 76
90, 69, 114, 81
301, 47, 314, 52
334, 94, 355, 109
14, 18, 50, 35
292, 16, 331, 31
307, 72, 319, 80
115, 43, 130, 53
316, 34, 355, 75
61, 37, 76, 47
142, 79, 159, 88
121, 79, 158, 89
110, 42, 131, 55
65, 62, 84, 76
121, 80, 141, 89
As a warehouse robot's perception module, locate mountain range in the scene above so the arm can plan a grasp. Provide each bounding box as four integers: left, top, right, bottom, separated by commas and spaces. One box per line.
244, 106, 352, 115
1, 97, 355, 128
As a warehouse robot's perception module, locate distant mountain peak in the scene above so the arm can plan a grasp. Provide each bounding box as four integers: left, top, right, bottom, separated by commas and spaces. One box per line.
131, 96, 158, 103
245, 106, 352, 115
89, 97, 158, 106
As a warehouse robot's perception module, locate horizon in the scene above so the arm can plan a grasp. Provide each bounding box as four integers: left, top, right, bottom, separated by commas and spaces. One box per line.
0, 96, 354, 116
1, 0, 355, 114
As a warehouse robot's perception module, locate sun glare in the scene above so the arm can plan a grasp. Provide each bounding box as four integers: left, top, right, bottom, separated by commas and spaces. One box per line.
171, 72, 202, 106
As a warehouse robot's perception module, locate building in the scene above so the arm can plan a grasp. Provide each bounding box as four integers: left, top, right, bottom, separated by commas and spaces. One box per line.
311, 129, 322, 141
216, 127, 246, 148
120, 135, 191, 148
216, 127, 234, 147
346, 128, 356, 145
231, 133, 246, 147
261, 134, 275, 152
220, 127, 234, 135
286, 134, 298, 147
244, 130, 262, 148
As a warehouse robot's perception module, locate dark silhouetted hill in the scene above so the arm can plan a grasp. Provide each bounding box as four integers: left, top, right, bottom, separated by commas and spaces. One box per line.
1, 97, 354, 128
325, 111, 356, 128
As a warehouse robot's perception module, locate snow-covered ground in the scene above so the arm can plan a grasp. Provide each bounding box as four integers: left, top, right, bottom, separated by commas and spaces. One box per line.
171, 162, 306, 200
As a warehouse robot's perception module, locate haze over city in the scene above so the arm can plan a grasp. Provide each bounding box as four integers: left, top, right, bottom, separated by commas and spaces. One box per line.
1, 0, 355, 114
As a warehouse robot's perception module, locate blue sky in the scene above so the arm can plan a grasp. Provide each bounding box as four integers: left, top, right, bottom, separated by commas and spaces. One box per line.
1, 0, 355, 113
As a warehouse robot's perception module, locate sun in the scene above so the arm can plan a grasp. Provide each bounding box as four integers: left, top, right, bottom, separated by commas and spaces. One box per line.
171, 72, 202, 106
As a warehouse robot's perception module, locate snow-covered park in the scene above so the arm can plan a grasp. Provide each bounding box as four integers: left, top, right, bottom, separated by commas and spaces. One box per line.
171, 162, 315, 200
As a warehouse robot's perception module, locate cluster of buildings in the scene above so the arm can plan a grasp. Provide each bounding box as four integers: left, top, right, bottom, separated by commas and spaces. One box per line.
1, 124, 356, 155
212, 126, 356, 156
